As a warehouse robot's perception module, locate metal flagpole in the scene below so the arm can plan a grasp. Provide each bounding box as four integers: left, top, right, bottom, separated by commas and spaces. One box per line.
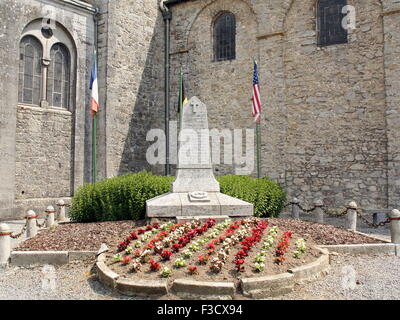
179, 69, 183, 129
256, 121, 261, 178
253, 58, 261, 179
92, 11, 99, 184
92, 111, 97, 183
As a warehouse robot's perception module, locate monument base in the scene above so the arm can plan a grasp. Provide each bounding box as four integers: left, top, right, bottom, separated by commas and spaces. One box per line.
146, 192, 253, 218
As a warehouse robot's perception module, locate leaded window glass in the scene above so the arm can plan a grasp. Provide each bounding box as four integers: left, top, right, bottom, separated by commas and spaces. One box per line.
317, 0, 348, 46
18, 36, 42, 105
47, 43, 70, 109
213, 12, 236, 62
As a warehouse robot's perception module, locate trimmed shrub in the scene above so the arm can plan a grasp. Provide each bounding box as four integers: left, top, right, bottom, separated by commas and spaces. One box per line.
217, 175, 286, 218
69, 172, 286, 222
69, 171, 173, 222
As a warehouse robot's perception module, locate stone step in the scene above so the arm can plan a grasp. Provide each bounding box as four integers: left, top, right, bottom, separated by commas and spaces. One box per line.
176, 215, 230, 223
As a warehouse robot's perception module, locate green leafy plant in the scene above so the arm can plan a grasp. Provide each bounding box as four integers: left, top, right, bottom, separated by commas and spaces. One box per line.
217, 175, 286, 218
70, 172, 286, 222
174, 258, 187, 268
161, 267, 172, 278
69, 171, 174, 222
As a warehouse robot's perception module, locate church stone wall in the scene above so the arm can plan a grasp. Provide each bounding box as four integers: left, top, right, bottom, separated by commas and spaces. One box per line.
95, 0, 166, 180
382, 0, 400, 208
283, 0, 387, 208
0, 0, 95, 220
169, 0, 396, 208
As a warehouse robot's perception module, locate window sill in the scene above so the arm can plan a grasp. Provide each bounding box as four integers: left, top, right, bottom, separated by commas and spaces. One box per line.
17, 104, 72, 116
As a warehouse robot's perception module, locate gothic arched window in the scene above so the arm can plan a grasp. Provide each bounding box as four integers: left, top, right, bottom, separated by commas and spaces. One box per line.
317, 0, 348, 46
47, 43, 71, 108
213, 12, 236, 62
19, 36, 43, 105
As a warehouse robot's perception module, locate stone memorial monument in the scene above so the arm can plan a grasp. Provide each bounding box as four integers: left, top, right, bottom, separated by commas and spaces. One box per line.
146, 96, 253, 218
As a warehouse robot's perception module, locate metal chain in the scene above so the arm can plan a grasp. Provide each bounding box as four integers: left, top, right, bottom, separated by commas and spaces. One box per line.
35, 212, 49, 228
296, 203, 317, 213
323, 207, 348, 217
282, 202, 291, 209
356, 209, 391, 228
10, 221, 27, 239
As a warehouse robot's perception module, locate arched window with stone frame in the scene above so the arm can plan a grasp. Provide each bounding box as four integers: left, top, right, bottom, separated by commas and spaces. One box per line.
47, 43, 71, 109
18, 35, 43, 105
18, 19, 76, 111
213, 12, 236, 62
317, 0, 348, 46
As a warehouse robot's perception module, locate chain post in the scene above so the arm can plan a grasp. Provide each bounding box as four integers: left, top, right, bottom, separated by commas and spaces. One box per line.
57, 199, 67, 222
45, 205, 56, 228
313, 199, 324, 224
291, 197, 300, 219
26, 210, 38, 238
389, 209, 400, 244
0, 224, 11, 265
346, 201, 358, 231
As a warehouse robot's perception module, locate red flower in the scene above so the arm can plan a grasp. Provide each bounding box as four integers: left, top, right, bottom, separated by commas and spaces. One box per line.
152, 222, 160, 228
235, 249, 248, 259
133, 249, 141, 258
121, 256, 132, 265
137, 228, 145, 235
188, 265, 198, 275
161, 250, 172, 261
117, 240, 129, 252
235, 259, 245, 272
198, 255, 209, 265
149, 259, 161, 271
146, 225, 153, 231
171, 243, 181, 253
206, 242, 216, 250
129, 232, 138, 240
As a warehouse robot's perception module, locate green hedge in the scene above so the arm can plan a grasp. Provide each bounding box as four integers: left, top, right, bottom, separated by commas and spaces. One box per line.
217, 175, 286, 218
69, 171, 286, 222
69, 171, 174, 222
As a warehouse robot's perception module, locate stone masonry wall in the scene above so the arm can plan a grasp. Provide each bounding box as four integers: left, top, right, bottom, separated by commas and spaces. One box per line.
382, 0, 400, 208
169, 0, 393, 208
15, 106, 73, 200
0, 0, 95, 220
97, 0, 166, 179
283, 0, 387, 208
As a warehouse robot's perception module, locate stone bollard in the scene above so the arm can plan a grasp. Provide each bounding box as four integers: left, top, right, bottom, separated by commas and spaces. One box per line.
346, 201, 358, 231
388, 209, 400, 244
0, 223, 11, 265
45, 205, 56, 228
291, 197, 300, 219
57, 199, 66, 222
313, 199, 324, 224
26, 210, 38, 238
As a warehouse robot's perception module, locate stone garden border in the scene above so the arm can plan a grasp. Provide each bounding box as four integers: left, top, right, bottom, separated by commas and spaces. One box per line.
10, 250, 97, 266
95, 246, 331, 299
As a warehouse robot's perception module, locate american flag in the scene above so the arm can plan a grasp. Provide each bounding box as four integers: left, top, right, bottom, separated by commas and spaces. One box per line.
251, 60, 262, 123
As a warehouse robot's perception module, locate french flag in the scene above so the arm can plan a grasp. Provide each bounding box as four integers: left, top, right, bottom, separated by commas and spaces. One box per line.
89, 52, 99, 118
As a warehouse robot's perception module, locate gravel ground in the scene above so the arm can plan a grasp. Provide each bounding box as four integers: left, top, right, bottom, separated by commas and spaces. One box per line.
0, 261, 134, 300
0, 254, 399, 300
271, 254, 400, 300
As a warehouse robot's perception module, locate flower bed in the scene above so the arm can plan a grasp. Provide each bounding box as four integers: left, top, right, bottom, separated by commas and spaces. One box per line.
105, 218, 323, 282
